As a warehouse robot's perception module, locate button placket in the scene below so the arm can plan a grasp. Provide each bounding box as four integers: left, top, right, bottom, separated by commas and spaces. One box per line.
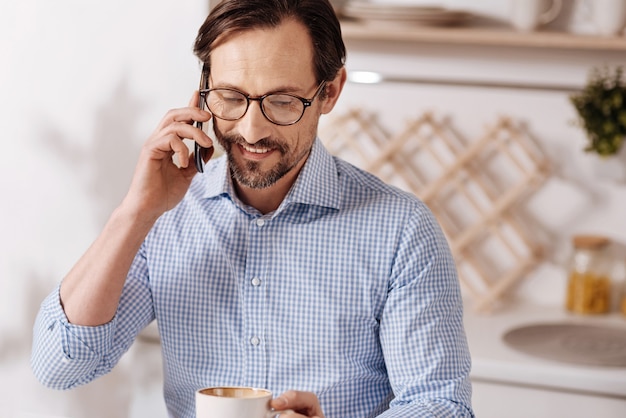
242, 216, 269, 388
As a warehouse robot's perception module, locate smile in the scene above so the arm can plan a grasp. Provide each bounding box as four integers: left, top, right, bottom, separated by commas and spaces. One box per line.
241, 144, 271, 154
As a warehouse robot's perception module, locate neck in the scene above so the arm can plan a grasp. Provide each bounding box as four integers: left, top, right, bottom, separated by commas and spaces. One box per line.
234, 183, 287, 215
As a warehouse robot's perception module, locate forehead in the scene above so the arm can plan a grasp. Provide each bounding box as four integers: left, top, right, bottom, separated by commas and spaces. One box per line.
210, 19, 316, 91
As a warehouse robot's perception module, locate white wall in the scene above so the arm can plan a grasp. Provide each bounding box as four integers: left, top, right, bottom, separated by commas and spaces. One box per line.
323, 37, 626, 309
0, 1, 207, 417
1, 0, 625, 417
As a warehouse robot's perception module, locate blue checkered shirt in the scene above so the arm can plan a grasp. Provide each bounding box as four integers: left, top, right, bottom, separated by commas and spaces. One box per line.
32, 138, 473, 417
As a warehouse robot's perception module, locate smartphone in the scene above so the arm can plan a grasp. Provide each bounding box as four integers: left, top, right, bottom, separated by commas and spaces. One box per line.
194, 121, 212, 173
194, 64, 214, 173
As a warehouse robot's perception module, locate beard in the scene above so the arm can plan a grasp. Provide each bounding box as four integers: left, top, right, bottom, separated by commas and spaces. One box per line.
213, 123, 312, 190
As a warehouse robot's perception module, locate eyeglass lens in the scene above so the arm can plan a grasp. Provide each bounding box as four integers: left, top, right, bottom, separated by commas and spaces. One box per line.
207, 90, 307, 125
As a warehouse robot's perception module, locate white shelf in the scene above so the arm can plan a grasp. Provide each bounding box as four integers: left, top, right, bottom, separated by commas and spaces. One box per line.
341, 21, 626, 51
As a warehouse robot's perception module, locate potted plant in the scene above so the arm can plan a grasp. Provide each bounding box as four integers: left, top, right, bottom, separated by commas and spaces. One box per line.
570, 65, 626, 157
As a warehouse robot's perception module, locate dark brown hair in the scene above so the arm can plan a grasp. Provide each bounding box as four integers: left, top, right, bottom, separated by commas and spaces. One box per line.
193, 0, 346, 84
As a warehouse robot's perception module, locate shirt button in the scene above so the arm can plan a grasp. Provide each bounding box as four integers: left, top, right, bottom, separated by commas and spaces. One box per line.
256, 218, 265, 227
250, 336, 261, 346
251, 277, 262, 286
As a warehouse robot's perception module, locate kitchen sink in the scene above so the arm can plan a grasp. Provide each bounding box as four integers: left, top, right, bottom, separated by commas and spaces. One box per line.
502, 322, 626, 367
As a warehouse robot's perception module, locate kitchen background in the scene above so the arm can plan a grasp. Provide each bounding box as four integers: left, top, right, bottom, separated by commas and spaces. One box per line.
1, 0, 625, 417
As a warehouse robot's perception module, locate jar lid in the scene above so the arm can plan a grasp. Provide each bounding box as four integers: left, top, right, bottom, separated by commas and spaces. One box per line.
572, 235, 610, 249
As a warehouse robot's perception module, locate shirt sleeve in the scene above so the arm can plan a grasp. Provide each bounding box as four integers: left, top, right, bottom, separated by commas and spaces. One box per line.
30, 246, 154, 390
30, 285, 117, 389
377, 205, 474, 417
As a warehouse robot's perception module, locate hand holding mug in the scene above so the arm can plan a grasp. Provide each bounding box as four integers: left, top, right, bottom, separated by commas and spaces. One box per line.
196, 387, 324, 418
270, 390, 325, 418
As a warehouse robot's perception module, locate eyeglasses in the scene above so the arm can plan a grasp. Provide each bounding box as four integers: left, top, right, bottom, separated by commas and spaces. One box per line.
194, 78, 326, 173
200, 81, 326, 126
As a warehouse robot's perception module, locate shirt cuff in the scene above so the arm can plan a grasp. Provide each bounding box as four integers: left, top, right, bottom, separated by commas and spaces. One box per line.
376, 400, 474, 418
31, 286, 118, 389
41, 285, 117, 359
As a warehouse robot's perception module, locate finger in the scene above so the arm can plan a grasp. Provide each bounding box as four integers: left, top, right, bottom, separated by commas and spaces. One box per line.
170, 134, 190, 168
274, 411, 314, 418
188, 90, 200, 108
146, 124, 212, 170
157, 106, 211, 130
271, 391, 322, 417
161, 121, 213, 149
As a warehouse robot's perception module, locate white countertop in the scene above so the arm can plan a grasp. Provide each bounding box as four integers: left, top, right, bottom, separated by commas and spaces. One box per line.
464, 300, 626, 398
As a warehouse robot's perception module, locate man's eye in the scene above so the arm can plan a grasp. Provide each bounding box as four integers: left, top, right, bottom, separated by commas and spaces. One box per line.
268, 95, 297, 107
222, 95, 245, 104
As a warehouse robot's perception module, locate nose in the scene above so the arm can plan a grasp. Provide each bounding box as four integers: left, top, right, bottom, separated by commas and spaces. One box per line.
238, 101, 272, 145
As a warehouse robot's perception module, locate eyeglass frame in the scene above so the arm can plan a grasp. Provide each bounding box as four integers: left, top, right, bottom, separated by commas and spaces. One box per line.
200, 81, 326, 126
193, 65, 326, 173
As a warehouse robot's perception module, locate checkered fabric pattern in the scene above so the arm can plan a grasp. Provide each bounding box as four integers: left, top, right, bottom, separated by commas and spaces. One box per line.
31, 139, 474, 418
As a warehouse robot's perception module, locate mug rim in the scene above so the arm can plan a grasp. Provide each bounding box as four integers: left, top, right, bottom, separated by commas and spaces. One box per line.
196, 386, 272, 399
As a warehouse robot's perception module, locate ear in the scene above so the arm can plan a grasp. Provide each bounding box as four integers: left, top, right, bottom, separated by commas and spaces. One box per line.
320, 67, 347, 115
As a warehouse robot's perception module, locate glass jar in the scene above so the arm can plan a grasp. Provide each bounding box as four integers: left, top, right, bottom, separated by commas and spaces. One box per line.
565, 235, 613, 315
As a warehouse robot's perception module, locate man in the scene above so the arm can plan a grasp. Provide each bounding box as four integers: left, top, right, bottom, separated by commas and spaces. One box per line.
31, 1, 474, 417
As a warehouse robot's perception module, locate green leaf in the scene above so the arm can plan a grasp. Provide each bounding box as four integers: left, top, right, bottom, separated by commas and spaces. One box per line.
570, 65, 626, 156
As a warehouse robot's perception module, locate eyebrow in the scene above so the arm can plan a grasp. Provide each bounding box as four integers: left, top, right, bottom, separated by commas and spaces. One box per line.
208, 79, 305, 96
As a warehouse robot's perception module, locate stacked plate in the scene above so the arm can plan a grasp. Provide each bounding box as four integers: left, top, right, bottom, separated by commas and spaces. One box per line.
343, 2, 472, 27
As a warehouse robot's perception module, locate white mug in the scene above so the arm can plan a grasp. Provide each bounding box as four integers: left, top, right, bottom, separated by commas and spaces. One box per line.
196, 387, 288, 418
510, 0, 563, 31
591, 0, 626, 36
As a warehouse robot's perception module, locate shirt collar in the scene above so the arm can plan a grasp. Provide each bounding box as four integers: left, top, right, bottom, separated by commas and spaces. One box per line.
200, 138, 342, 211
200, 152, 232, 200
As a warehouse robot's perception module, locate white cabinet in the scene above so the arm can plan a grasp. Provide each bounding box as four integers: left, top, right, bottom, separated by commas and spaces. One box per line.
473, 379, 626, 418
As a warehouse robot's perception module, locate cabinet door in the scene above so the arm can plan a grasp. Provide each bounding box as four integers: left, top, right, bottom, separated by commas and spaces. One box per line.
473, 379, 626, 418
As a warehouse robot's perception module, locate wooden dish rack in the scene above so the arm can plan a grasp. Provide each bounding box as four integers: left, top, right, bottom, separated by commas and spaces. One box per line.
321, 109, 550, 312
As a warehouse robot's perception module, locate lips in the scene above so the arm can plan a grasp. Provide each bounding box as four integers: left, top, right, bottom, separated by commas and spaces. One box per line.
238, 143, 276, 161
241, 144, 271, 154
